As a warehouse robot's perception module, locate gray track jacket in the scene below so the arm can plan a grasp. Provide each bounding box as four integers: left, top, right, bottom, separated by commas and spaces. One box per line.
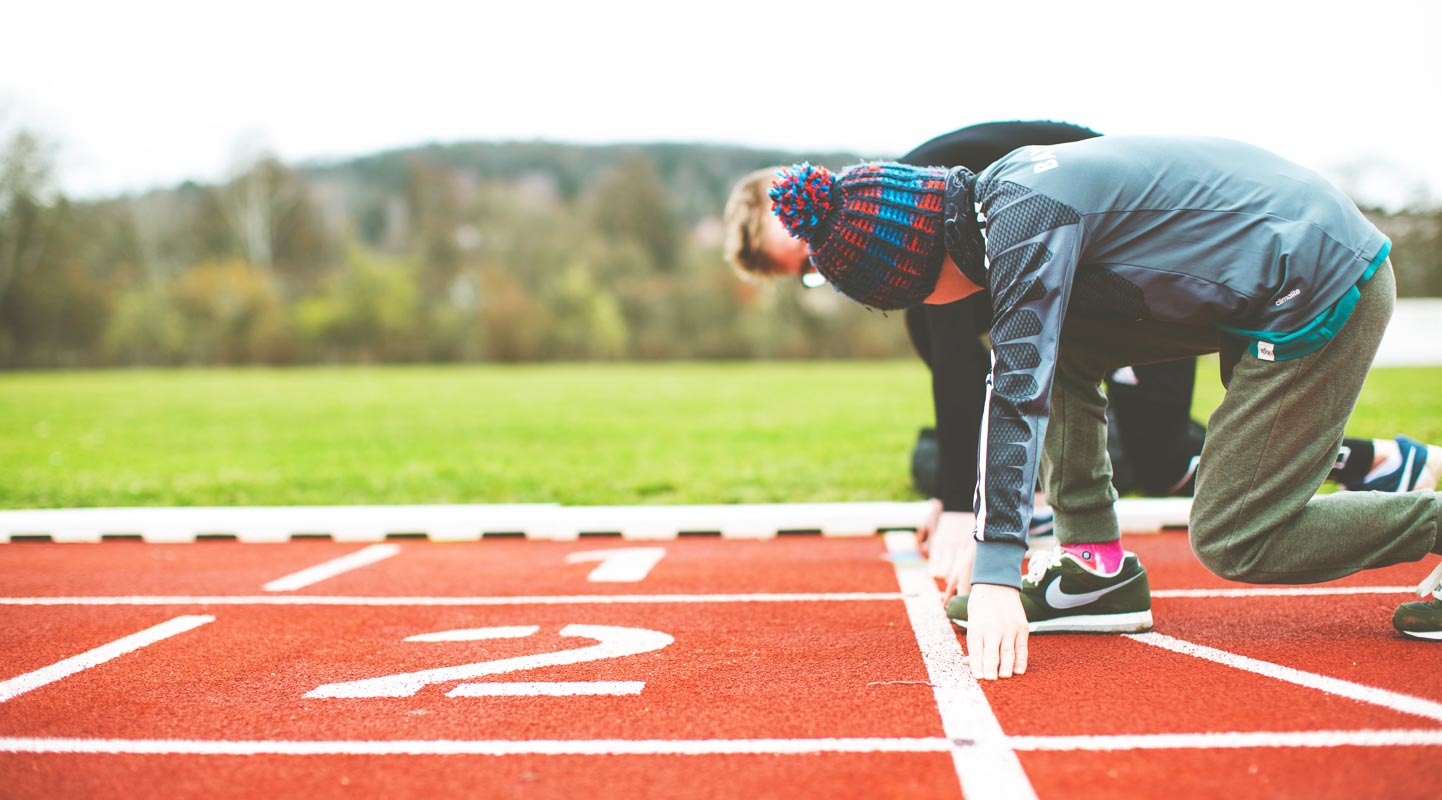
952, 136, 1391, 588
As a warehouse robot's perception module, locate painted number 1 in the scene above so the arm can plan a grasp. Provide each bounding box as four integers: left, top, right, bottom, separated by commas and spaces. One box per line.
566, 547, 666, 583
306, 624, 673, 699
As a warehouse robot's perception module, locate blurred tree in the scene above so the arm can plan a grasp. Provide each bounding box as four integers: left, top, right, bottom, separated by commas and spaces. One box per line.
1382, 209, 1442, 297
103, 284, 187, 365
1420, 210, 1442, 296
419, 283, 486, 362
0, 128, 119, 366
544, 261, 628, 359
293, 248, 420, 363
128, 182, 234, 282
479, 266, 550, 362
223, 154, 287, 270
0, 128, 57, 311
404, 157, 463, 302
172, 259, 289, 364
221, 149, 334, 294
1, 258, 110, 367
590, 156, 681, 273
67, 199, 145, 284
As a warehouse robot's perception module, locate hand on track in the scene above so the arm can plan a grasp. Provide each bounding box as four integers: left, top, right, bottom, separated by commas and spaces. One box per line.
931, 512, 976, 593
964, 584, 1028, 680
915, 499, 944, 557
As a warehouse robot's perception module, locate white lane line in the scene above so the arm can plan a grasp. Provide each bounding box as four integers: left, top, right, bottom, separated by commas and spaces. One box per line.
447, 681, 645, 697
263, 544, 403, 592
884, 531, 1037, 800
1008, 729, 1442, 751
0, 587, 1414, 606
1127, 632, 1442, 723
5, 729, 1441, 756
0, 615, 214, 703
0, 736, 952, 756
1153, 586, 1413, 598
0, 592, 901, 607
0, 587, 1415, 606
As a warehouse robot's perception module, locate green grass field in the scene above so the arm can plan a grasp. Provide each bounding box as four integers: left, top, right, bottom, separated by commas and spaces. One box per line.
2, 361, 1439, 509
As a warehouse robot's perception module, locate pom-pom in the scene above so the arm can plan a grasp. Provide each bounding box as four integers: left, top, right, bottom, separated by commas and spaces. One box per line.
768, 162, 835, 241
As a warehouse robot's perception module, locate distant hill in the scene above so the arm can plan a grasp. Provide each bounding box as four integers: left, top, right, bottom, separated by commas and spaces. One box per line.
298, 139, 876, 224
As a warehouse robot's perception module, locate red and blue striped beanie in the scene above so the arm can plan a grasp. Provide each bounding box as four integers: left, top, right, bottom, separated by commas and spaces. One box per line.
769, 161, 948, 310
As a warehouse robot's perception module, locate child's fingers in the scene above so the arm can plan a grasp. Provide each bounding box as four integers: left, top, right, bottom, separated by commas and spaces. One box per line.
966, 628, 984, 678
998, 634, 1016, 679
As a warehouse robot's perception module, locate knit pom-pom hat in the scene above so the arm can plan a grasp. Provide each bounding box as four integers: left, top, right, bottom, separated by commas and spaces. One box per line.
769, 161, 949, 310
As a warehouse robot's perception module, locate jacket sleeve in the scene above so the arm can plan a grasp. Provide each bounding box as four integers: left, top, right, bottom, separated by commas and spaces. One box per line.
970, 186, 1085, 589
924, 295, 991, 511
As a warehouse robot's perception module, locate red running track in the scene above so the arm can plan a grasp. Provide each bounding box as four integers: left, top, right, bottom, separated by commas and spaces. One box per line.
0, 533, 1439, 799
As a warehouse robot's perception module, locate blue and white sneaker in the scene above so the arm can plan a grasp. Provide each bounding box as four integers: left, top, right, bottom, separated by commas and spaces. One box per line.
1030, 508, 1055, 537
1348, 436, 1442, 493
1025, 508, 1057, 557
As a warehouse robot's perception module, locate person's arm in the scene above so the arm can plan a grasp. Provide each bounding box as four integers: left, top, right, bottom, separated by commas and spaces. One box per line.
901, 123, 1097, 589
926, 296, 991, 514
924, 297, 989, 592
899, 122, 1097, 516
970, 200, 1083, 588
967, 188, 1085, 679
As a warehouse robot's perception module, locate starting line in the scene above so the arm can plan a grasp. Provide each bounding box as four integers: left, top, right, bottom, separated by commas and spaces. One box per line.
0, 592, 904, 607
0, 585, 1417, 608
0, 499, 1193, 543
3, 729, 1440, 756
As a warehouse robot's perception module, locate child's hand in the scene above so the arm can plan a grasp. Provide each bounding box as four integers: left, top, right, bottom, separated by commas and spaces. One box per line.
964, 584, 1028, 680
915, 499, 944, 557
935, 513, 977, 597
929, 510, 974, 584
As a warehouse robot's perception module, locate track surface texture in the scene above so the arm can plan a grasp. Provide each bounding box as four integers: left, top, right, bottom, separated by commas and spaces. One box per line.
1, 532, 1439, 799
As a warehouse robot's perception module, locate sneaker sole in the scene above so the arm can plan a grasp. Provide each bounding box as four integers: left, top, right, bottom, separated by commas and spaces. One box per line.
950, 610, 1154, 634
1398, 629, 1442, 641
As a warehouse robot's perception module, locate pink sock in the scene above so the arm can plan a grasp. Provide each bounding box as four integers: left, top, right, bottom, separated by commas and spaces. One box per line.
1062, 540, 1125, 575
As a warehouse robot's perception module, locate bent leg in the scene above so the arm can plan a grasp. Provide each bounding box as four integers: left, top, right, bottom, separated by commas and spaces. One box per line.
1045, 317, 1221, 545
1190, 262, 1441, 583
1108, 359, 1203, 496
1043, 336, 1119, 546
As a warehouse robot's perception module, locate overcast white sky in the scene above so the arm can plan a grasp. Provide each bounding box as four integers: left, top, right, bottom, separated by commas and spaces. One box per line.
3, 0, 1440, 209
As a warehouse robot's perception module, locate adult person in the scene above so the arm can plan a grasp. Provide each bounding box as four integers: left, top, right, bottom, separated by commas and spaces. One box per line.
766, 135, 1442, 679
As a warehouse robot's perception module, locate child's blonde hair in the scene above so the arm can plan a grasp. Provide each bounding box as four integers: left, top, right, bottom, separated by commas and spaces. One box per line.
721, 167, 785, 280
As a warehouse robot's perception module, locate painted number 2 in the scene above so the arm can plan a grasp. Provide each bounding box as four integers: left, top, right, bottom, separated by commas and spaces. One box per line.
306, 624, 673, 699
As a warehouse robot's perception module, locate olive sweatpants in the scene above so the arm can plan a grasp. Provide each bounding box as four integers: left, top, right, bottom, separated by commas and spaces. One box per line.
1041, 260, 1441, 583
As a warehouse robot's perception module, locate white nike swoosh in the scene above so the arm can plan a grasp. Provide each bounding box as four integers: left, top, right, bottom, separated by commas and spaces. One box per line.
1399, 447, 1417, 492
1045, 571, 1145, 610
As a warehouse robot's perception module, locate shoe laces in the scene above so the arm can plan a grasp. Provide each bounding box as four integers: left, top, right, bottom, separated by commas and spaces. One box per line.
1025, 546, 1066, 585
1419, 560, 1442, 599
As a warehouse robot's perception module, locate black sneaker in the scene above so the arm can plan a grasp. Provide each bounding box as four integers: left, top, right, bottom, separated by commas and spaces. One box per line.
1394, 561, 1442, 641
948, 548, 1153, 633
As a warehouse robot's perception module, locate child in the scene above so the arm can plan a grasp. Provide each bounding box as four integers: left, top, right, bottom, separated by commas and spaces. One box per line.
768, 135, 1442, 680
725, 122, 1103, 565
